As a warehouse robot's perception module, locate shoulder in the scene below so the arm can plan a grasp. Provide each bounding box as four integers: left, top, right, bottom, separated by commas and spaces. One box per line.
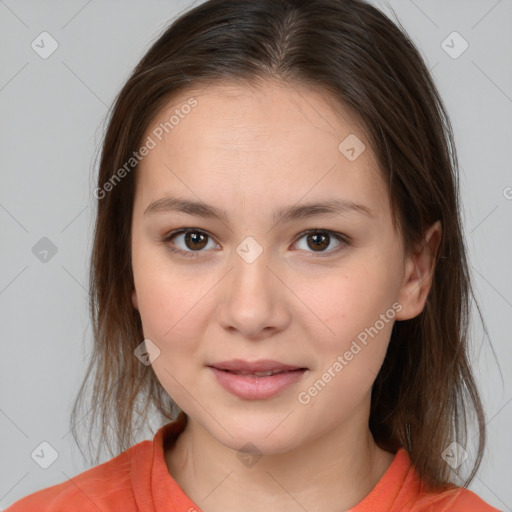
448, 487, 503, 511
434, 487, 500, 512
359, 448, 501, 512
4, 440, 151, 512
408, 484, 502, 512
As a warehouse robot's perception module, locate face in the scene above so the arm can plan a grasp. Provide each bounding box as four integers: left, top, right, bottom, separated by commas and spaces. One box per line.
130, 80, 433, 455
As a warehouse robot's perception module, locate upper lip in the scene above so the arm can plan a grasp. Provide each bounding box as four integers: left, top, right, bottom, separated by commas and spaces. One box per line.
209, 359, 306, 372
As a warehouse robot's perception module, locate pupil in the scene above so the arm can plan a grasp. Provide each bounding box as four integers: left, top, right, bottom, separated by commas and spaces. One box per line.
186, 232, 207, 250
309, 232, 328, 251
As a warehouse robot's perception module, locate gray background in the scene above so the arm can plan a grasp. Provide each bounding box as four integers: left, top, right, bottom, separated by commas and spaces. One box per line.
0, 0, 511, 510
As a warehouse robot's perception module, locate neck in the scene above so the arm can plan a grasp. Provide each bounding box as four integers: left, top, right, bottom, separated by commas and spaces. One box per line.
165, 407, 395, 512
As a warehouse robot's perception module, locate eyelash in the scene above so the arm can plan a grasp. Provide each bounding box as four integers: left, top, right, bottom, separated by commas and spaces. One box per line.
161, 228, 350, 259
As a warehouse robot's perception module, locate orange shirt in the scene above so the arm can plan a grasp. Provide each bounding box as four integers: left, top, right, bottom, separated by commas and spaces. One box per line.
5, 413, 500, 512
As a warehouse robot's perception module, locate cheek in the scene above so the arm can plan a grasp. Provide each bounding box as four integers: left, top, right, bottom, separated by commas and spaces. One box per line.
298, 254, 399, 402
297, 272, 395, 417
136, 274, 206, 342
309, 261, 398, 341
133, 264, 209, 406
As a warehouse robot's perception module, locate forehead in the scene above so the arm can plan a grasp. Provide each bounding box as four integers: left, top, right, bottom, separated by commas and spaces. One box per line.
146, 79, 365, 153
135, 80, 388, 216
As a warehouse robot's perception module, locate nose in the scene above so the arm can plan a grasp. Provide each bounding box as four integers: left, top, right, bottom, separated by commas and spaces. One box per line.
217, 246, 291, 340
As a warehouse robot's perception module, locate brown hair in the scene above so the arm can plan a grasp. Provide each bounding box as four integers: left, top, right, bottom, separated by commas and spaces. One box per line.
72, 0, 488, 490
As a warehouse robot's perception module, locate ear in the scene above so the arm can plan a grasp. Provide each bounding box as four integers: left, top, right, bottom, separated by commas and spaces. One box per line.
132, 289, 139, 310
395, 221, 442, 321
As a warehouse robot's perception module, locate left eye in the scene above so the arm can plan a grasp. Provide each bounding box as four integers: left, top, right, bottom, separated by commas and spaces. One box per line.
162, 228, 349, 258
293, 230, 348, 255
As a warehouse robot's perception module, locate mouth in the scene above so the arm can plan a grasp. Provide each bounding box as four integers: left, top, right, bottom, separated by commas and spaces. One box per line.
213, 368, 306, 377
208, 359, 308, 375
207, 360, 309, 399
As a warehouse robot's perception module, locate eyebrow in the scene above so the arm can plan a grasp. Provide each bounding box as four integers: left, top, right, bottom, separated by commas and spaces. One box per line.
144, 196, 374, 224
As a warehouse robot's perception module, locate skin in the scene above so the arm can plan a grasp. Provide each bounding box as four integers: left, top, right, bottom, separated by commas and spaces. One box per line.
130, 79, 441, 512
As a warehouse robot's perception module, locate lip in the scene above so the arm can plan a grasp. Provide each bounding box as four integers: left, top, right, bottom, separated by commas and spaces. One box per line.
208, 359, 308, 400
209, 359, 305, 373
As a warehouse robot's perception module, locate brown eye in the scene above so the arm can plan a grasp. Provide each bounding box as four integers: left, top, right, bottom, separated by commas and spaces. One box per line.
294, 230, 349, 256
163, 228, 349, 259
183, 231, 208, 250
163, 228, 218, 257
306, 232, 330, 251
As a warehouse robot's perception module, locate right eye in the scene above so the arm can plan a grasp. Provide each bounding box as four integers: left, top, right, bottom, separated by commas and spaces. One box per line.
162, 228, 220, 258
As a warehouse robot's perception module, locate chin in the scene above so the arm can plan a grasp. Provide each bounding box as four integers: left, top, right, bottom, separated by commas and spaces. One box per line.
206, 414, 303, 456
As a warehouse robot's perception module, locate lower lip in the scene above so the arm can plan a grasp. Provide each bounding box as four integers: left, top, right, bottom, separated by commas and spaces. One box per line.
209, 367, 307, 400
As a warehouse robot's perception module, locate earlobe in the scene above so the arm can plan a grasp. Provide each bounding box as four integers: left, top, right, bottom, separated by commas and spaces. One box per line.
395, 221, 442, 321
132, 289, 139, 310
